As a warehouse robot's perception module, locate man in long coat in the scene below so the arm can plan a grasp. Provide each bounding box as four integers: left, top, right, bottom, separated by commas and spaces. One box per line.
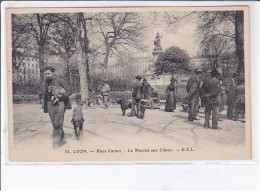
225, 73, 237, 119
39, 66, 72, 147
234, 77, 245, 121
101, 80, 110, 109
129, 75, 143, 118
201, 70, 221, 129
186, 69, 202, 121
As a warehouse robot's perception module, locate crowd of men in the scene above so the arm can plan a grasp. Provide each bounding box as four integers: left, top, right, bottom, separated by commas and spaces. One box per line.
186, 69, 245, 129
39, 65, 245, 147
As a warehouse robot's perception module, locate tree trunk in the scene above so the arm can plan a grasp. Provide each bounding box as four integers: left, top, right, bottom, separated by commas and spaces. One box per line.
76, 13, 89, 106
235, 11, 244, 74
38, 46, 45, 80
76, 40, 89, 105
66, 53, 74, 92
103, 47, 110, 68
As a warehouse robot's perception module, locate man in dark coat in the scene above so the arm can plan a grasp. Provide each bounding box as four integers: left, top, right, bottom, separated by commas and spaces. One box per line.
234, 77, 245, 121
186, 69, 202, 121
129, 75, 143, 118
225, 73, 237, 119
201, 70, 221, 129
39, 66, 72, 147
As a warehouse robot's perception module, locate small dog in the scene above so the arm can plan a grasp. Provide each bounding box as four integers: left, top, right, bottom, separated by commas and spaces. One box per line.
182, 104, 189, 112
117, 98, 132, 116
87, 98, 96, 108
71, 106, 84, 139
48, 86, 66, 104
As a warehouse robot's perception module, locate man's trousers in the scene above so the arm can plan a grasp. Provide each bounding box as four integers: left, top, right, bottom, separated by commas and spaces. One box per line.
188, 95, 200, 120
47, 101, 66, 146
204, 103, 219, 128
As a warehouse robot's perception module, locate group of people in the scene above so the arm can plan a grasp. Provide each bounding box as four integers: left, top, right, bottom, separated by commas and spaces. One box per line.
128, 75, 154, 119
184, 69, 245, 129
39, 65, 245, 147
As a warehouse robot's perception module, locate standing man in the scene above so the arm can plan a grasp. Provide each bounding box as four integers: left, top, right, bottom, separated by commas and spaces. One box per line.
186, 69, 203, 121
217, 75, 225, 121
201, 70, 221, 129
40, 66, 72, 147
234, 77, 245, 121
101, 79, 110, 109
225, 73, 237, 119
129, 75, 143, 118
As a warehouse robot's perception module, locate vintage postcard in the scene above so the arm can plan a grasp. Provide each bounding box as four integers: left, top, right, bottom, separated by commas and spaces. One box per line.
6, 6, 251, 162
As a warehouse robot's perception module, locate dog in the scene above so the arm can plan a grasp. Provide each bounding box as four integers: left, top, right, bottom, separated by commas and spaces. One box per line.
182, 104, 189, 112
87, 98, 96, 108
117, 98, 132, 116
48, 86, 66, 104
71, 106, 84, 139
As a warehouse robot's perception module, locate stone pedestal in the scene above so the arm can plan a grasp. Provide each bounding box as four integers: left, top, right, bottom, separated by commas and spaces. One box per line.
152, 50, 164, 63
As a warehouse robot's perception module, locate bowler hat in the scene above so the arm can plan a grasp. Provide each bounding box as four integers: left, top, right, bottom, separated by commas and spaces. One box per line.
43, 65, 55, 73
135, 75, 142, 80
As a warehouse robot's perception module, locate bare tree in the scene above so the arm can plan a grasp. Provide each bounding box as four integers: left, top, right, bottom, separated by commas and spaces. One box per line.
163, 11, 245, 74
11, 14, 32, 71
27, 13, 60, 79
201, 34, 232, 70
235, 11, 244, 74
74, 13, 90, 105
50, 13, 76, 90
94, 12, 146, 72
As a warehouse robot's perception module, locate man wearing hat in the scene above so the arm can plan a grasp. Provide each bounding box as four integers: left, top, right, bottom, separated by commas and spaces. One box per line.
39, 65, 72, 147
129, 75, 143, 118
186, 69, 203, 121
101, 79, 110, 109
201, 69, 221, 129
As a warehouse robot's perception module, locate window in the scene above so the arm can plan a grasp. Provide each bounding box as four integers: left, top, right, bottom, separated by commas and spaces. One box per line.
36, 70, 38, 73
28, 58, 30, 61
28, 69, 30, 73
28, 64, 30, 67
36, 64, 38, 67
32, 70, 35, 73
32, 64, 34, 67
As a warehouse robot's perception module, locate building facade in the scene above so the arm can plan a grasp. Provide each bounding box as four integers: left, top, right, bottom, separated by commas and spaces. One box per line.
13, 54, 40, 83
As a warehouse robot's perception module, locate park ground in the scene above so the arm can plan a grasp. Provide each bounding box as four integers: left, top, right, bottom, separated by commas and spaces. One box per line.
12, 103, 246, 155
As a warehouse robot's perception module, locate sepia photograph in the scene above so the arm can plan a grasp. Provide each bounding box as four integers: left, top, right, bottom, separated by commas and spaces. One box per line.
6, 6, 251, 162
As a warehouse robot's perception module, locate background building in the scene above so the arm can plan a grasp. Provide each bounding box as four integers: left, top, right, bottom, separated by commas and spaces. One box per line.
13, 53, 40, 83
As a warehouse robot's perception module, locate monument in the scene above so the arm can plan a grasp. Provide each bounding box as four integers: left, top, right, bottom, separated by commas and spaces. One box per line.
144, 32, 169, 88
152, 33, 164, 63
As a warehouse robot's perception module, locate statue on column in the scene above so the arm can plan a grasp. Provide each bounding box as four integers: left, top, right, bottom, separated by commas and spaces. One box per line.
153, 33, 162, 51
